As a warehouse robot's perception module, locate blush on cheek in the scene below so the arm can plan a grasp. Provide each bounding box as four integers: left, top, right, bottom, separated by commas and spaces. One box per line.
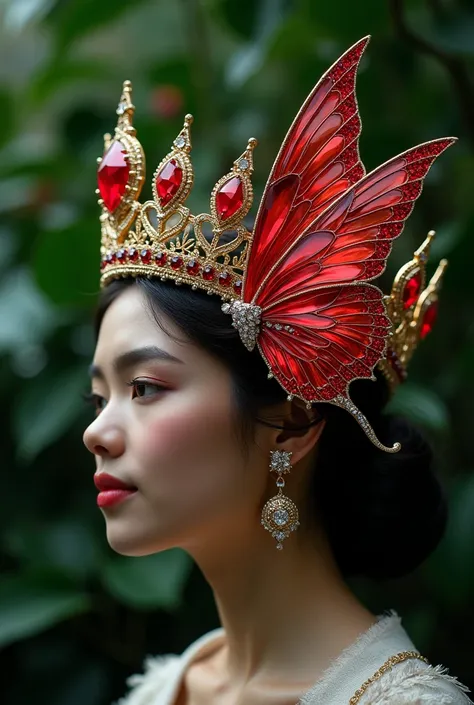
134, 398, 236, 485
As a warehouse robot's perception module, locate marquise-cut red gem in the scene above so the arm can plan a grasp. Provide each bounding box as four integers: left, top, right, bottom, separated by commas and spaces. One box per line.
216, 176, 243, 221
186, 259, 200, 275
128, 247, 139, 262
170, 255, 183, 270
97, 141, 130, 212
140, 249, 152, 264
218, 271, 232, 287
156, 159, 183, 206
202, 266, 215, 281
420, 301, 438, 339
116, 248, 127, 262
105, 252, 116, 264
403, 272, 422, 309
155, 251, 167, 266
233, 280, 243, 295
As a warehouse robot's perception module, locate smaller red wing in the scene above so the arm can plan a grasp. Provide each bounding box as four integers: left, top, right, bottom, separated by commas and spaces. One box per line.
258, 284, 389, 403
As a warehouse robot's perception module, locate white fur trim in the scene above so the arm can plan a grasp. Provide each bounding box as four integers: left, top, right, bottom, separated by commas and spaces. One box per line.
359, 659, 471, 705
114, 654, 180, 705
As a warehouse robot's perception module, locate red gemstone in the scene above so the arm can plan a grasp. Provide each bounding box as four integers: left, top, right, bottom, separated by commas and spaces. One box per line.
155, 251, 167, 266
186, 259, 200, 275
216, 176, 243, 221
116, 248, 127, 262
105, 252, 116, 265
233, 280, 243, 295
170, 255, 183, 270
218, 271, 232, 287
97, 141, 130, 212
128, 247, 139, 262
403, 272, 422, 309
100, 259, 107, 270
202, 265, 215, 281
156, 159, 183, 206
140, 249, 152, 264
420, 301, 438, 339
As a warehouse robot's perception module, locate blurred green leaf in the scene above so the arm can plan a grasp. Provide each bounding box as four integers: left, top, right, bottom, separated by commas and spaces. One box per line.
28, 60, 112, 106
101, 549, 192, 610
0, 268, 61, 352
0, 89, 15, 150
48, 0, 152, 52
4, 518, 102, 580
0, 574, 90, 648
33, 220, 99, 307
13, 364, 88, 461
385, 383, 450, 433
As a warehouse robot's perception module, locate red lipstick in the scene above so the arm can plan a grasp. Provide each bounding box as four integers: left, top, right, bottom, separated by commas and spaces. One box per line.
94, 473, 137, 508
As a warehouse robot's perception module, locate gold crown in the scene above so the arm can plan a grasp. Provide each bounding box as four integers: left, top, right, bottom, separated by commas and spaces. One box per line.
378, 230, 447, 393
97, 81, 447, 399
98, 80, 257, 299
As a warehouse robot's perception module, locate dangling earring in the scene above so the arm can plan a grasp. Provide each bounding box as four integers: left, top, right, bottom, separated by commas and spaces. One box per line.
260, 450, 300, 550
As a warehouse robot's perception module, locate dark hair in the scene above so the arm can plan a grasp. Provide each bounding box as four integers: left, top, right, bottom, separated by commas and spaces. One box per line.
96, 278, 447, 581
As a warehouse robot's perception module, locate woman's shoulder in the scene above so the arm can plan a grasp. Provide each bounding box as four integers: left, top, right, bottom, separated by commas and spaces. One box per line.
358, 656, 472, 705
114, 628, 225, 705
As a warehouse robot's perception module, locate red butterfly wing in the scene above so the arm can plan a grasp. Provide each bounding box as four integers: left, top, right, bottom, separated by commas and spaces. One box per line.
243, 36, 369, 301
253, 138, 455, 310
255, 138, 455, 407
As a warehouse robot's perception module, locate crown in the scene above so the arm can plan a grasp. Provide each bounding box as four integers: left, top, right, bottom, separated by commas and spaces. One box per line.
378, 230, 447, 393
98, 80, 257, 299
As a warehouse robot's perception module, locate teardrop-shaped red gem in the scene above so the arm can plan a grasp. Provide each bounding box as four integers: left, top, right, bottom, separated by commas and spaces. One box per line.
420, 301, 438, 339
97, 141, 130, 212
216, 176, 243, 221
156, 159, 183, 206
403, 272, 422, 309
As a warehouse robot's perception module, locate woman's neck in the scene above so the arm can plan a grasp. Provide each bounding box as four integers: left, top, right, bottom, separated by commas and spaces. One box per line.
187, 523, 375, 693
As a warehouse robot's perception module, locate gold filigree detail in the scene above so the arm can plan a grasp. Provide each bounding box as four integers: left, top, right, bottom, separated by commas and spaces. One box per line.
377, 231, 448, 394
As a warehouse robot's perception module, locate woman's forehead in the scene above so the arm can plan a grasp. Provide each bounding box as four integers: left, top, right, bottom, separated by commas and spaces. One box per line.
95, 287, 188, 362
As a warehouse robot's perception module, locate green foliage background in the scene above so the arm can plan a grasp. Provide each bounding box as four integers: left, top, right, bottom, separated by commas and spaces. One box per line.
1, 0, 474, 703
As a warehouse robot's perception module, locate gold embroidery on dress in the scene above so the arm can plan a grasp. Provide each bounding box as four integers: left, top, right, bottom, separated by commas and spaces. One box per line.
348, 650, 429, 704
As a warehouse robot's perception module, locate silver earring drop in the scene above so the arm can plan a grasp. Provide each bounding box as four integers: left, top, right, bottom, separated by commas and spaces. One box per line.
260, 450, 300, 550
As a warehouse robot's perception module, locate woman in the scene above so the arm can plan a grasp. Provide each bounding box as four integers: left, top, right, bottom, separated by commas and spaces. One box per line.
84, 37, 471, 704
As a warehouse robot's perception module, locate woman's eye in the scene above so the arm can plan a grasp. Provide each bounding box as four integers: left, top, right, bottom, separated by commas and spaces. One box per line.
83, 392, 107, 416
129, 379, 166, 400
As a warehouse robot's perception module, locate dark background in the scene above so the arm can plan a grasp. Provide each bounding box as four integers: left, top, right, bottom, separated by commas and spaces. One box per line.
1, 1, 473, 703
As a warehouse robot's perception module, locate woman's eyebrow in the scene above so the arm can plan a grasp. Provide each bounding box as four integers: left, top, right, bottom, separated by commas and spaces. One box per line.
89, 345, 184, 380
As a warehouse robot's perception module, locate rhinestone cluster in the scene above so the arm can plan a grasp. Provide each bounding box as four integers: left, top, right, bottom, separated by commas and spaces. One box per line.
221, 300, 262, 351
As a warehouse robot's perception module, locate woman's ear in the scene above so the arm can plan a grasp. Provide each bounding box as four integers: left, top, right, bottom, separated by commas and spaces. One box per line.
273, 400, 326, 466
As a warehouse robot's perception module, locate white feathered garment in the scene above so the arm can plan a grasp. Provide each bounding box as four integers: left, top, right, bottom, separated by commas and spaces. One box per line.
116, 612, 471, 704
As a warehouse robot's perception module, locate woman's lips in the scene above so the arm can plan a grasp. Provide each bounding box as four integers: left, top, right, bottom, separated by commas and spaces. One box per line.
94, 472, 137, 508
97, 489, 137, 508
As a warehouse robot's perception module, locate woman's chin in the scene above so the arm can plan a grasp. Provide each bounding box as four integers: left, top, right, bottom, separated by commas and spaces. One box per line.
105, 525, 158, 556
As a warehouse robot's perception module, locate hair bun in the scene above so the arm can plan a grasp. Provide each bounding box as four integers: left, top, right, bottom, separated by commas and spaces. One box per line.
315, 409, 448, 580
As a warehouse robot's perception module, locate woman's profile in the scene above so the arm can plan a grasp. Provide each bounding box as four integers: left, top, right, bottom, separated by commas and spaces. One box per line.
84, 36, 471, 704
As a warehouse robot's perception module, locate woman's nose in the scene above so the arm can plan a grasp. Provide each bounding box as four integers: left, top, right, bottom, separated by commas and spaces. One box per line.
83, 416, 125, 459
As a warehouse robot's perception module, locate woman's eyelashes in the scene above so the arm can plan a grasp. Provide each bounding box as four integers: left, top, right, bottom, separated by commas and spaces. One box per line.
83, 392, 107, 416
84, 377, 168, 416
127, 378, 168, 400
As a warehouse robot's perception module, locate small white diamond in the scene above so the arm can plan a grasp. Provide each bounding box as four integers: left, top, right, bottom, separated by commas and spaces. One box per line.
276, 531, 286, 541
273, 509, 289, 526
275, 323, 282, 330
174, 136, 186, 148
116, 101, 127, 115
238, 158, 249, 170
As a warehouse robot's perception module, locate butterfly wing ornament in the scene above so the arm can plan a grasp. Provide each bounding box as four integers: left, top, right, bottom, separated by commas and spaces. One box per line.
222, 36, 455, 453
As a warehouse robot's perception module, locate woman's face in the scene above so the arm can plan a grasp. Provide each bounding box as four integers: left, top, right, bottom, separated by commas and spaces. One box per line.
83, 286, 272, 556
